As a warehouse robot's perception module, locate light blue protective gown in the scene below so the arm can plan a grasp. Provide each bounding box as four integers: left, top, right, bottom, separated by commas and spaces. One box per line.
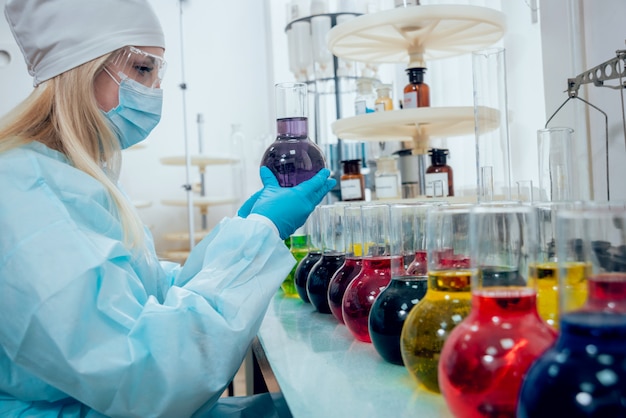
0, 142, 294, 417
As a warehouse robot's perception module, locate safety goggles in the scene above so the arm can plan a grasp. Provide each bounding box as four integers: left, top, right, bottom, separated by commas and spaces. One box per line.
105, 46, 167, 88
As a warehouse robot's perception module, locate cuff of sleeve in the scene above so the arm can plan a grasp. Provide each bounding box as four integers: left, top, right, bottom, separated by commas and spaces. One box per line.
246, 214, 280, 237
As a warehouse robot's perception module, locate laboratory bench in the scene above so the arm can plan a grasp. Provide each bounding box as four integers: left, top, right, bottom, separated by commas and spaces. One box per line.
252, 293, 453, 418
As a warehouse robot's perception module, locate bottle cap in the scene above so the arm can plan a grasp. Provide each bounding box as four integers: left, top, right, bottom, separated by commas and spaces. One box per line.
428, 148, 449, 166
341, 159, 362, 175
376, 156, 398, 173
406, 67, 426, 84
356, 78, 374, 94
375, 83, 392, 97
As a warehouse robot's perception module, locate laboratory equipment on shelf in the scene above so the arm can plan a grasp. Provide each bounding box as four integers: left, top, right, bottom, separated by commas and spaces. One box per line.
340, 159, 365, 202
403, 67, 429, 109
425, 148, 453, 197
374, 156, 402, 200
261, 82, 327, 187
327, 5, 505, 197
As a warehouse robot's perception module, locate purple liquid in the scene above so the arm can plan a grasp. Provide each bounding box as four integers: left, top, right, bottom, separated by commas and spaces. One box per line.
261, 117, 327, 187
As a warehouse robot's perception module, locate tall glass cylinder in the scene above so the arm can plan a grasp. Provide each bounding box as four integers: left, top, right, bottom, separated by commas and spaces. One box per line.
473, 48, 511, 202
307, 204, 346, 313
343, 204, 401, 343
328, 204, 363, 323
261, 82, 327, 187
294, 207, 322, 303
439, 202, 557, 417
400, 203, 473, 393
519, 202, 626, 417
537, 127, 577, 202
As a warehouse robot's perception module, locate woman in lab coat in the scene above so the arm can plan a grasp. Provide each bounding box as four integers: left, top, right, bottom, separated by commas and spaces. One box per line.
0, 0, 335, 417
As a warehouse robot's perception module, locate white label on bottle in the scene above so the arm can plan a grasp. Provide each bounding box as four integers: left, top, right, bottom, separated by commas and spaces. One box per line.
355, 100, 367, 115
375, 174, 401, 199
341, 178, 363, 200
425, 172, 449, 197
403, 91, 418, 109
375, 102, 386, 112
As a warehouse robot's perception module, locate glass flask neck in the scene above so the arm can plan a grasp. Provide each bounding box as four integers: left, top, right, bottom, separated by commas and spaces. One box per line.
585, 273, 626, 313
276, 116, 308, 139
471, 287, 538, 316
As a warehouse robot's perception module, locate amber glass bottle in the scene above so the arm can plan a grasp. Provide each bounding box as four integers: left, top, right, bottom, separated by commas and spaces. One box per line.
340, 159, 365, 202
403, 68, 430, 109
425, 148, 453, 197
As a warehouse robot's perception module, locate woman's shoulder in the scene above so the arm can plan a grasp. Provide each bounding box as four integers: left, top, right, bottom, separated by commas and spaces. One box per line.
0, 141, 113, 214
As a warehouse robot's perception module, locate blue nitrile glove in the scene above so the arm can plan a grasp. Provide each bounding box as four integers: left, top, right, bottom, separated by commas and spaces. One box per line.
249, 166, 336, 239
237, 189, 263, 218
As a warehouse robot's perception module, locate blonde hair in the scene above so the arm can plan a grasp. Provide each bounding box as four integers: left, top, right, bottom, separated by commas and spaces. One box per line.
0, 50, 146, 249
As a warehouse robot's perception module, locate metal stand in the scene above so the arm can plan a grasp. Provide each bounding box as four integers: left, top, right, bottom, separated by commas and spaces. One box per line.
545, 49, 626, 201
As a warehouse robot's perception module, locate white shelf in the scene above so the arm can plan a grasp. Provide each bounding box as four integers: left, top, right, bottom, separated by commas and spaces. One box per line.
161, 197, 237, 208
160, 250, 190, 263
132, 200, 152, 209
331, 106, 499, 143
160, 155, 239, 168
327, 5, 506, 67
163, 230, 212, 242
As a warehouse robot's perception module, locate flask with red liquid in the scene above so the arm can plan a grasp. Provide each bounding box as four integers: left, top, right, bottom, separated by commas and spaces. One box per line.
342, 204, 403, 342
261, 82, 327, 187
328, 205, 363, 323
518, 203, 626, 418
438, 202, 557, 417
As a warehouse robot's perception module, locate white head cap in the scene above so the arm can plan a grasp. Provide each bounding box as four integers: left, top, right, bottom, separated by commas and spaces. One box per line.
4, 0, 165, 86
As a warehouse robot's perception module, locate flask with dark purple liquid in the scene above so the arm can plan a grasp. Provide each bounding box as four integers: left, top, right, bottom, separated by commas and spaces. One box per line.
261, 83, 327, 187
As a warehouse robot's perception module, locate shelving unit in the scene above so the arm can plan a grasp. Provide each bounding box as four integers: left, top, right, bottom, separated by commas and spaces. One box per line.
159, 154, 240, 263
327, 4, 506, 196
327, 5, 506, 68
332, 106, 499, 151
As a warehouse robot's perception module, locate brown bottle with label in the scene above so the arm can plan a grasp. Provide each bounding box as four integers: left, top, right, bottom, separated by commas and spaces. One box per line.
403, 67, 430, 109
340, 159, 365, 201
425, 148, 454, 197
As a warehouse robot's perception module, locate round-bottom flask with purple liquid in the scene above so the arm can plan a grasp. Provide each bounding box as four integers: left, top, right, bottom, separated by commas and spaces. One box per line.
260, 83, 327, 187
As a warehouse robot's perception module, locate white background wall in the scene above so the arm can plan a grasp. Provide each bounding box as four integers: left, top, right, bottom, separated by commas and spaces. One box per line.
1, 0, 624, 259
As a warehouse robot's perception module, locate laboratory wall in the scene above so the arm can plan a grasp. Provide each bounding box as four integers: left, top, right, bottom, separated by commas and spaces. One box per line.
540, 0, 626, 201
0, 0, 624, 261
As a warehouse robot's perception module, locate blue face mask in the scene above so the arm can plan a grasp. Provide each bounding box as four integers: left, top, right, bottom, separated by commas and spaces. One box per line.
103, 76, 163, 149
